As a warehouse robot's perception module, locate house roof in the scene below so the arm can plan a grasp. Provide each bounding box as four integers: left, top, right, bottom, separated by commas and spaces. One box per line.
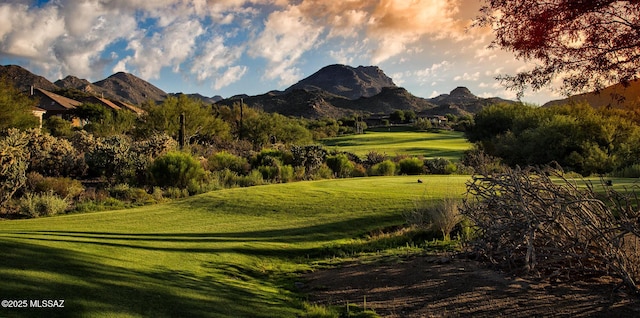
33, 88, 82, 111
83, 96, 122, 111
111, 100, 146, 115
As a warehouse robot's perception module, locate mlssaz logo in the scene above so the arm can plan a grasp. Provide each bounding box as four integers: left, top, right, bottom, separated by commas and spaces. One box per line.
29, 300, 65, 308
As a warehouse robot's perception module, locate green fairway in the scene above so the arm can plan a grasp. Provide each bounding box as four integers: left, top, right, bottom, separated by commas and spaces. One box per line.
0, 175, 469, 318
320, 129, 472, 160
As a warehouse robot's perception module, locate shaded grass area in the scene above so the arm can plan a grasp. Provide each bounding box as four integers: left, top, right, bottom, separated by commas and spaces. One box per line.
0, 176, 469, 317
320, 130, 472, 160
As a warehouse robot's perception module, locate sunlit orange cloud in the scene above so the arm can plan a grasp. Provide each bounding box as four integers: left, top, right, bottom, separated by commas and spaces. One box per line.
290, 0, 487, 63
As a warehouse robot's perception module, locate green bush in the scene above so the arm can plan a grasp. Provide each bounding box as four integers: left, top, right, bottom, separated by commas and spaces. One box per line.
398, 157, 424, 175
24, 129, 85, 178
369, 160, 396, 176
26, 173, 85, 200
424, 158, 455, 175
149, 152, 205, 189
280, 164, 294, 183
326, 154, 355, 178
208, 151, 250, 174
19, 192, 69, 217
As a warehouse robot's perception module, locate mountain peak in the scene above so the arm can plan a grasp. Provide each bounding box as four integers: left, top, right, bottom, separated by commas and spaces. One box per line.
285, 64, 396, 100
450, 87, 475, 98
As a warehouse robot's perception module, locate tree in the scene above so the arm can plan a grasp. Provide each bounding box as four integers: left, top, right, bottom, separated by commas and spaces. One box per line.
141, 95, 230, 143
0, 77, 39, 131
478, 0, 640, 96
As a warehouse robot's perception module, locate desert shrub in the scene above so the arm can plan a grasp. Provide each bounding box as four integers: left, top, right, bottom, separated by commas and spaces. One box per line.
462, 166, 640, 293
0, 129, 30, 209
85, 135, 134, 182
406, 196, 463, 241
238, 170, 266, 187
398, 157, 424, 175
257, 155, 282, 182
365, 151, 387, 167
352, 163, 367, 177
424, 158, 456, 175
369, 160, 396, 176
326, 153, 355, 178
164, 187, 190, 199
291, 145, 327, 177
280, 164, 294, 183
26, 173, 84, 200
24, 129, 85, 178
208, 151, 250, 174
309, 164, 334, 180
109, 184, 153, 204
149, 152, 205, 189
19, 192, 69, 217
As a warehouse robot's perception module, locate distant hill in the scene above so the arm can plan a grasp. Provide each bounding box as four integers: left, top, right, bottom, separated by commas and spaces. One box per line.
169, 92, 223, 104
427, 87, 516, 115
285, 64, 396, 100
543, 80, 640, 109
1, 63, 517, 118
93, 72, 167, 105
0, 65, 59, 92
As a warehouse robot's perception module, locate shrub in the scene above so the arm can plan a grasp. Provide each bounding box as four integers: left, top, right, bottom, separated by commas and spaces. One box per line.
26, 173, 84, 200
611, 164, 640, 178
369, 160, 396, 176
406, 196, 463, 241
0, 129, 30, 209
85, 135, 133, 181
208, 151, 250, 174
149, 152, 205, 189
365, 151, 387, 166
326, 154, 355, 178
24, 129, 85, 178
424, 158, 455, 175
398, 157, 424, 175
19, 192, 69, 217
280, 164, 294, 183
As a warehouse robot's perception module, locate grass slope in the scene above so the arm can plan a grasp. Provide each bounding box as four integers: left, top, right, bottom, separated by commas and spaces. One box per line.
320, 129, 472, 160
0, 176, 469, 318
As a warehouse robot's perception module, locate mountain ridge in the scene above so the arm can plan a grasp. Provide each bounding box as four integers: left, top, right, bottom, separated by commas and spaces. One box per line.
1, 63, 517, 119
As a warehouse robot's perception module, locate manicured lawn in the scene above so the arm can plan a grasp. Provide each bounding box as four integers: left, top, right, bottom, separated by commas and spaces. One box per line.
0, 175, 470, 318
320, 129, 472, 160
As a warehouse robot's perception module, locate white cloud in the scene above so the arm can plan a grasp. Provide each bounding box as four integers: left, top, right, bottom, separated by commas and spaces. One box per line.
249, 5, 323, 86
214, 65, 248, 90
120, 19, 205, 80
454, 72, 480, 81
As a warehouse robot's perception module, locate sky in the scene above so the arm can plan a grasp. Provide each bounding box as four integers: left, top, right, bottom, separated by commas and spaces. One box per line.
0, 0, 563, 104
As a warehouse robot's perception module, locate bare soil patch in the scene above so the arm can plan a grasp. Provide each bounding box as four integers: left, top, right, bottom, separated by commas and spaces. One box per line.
303, 254, 640, 317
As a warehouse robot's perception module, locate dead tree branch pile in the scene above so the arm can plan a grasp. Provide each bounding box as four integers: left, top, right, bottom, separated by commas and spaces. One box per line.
461, 166, 640, 293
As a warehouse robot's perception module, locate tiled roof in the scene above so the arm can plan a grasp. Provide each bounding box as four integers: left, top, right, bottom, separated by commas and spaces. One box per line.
84, 96, 122, 111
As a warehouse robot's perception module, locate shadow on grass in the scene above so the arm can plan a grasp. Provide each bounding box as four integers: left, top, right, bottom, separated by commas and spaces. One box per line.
0, 240, 296, 318
0, 214, 408, 317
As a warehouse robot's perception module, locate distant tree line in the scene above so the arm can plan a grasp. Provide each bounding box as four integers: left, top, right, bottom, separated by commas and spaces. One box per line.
467, 103, 640, 176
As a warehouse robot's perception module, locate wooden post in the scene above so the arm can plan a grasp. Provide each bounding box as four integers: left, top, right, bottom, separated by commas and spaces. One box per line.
179, 112, 186, 149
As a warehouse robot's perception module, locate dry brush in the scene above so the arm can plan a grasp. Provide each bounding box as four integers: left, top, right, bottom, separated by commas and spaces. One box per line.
461, 166, 640, 293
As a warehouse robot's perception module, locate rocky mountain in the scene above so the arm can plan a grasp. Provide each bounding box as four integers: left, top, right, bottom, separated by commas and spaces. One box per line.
427, 86, 516, 115
543, 80, 640, 109
169, 92, 223, 104
0, 65, 59, 92
1, 63, 517, 118
93, 72, 167, 105
285, 64, 396, 100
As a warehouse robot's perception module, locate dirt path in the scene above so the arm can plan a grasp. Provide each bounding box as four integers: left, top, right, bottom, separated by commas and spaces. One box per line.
302, 254, 640, 317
